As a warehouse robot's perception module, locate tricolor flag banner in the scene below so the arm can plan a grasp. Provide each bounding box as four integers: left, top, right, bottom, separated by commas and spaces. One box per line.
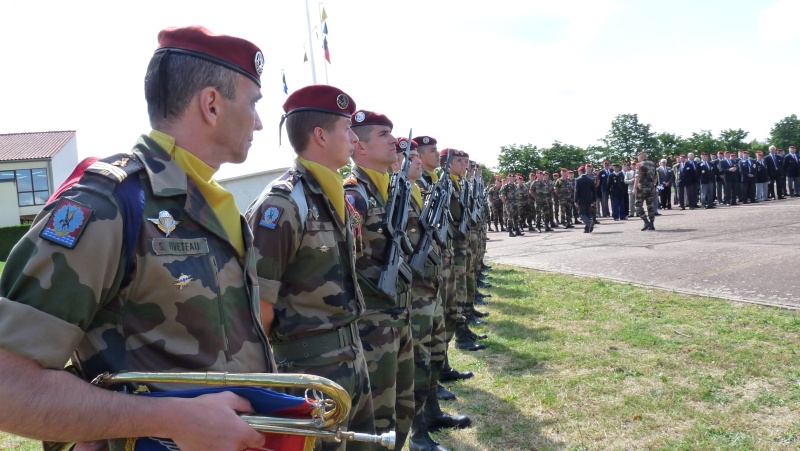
323, 22, 328, 35
123, 386, 317, 451
282, 70, 288, 95
323, 37, 330, 63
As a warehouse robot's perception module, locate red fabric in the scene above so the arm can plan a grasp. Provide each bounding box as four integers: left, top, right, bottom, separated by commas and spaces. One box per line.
48, 157, 99, 203
412, 135, 437, 146
395, 138, 418, 153
352, 110, 393, 129
157, 26, 263, 86
283, 84, 355, 117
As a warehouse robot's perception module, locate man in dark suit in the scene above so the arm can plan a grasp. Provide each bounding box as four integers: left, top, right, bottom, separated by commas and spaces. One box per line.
574, 165, 596, 232
598, 161, 612, 217
713, 151, 726, 203
738, 150, 757, 203
784, 145, 800, 197
765, 145, 784, 199
698, 153, 715, 208
718, 151, 738, 205
657, 158, 674, 210
678, 154, 698, 209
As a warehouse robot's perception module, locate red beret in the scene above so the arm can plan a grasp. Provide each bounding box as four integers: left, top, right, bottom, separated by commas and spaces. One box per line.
413, 136, 437, 146
283, 84, 355, 117
507, 173, 514, 178
679, 154, 686, 158
603, 161, 610, 164
156, 26, 264, 87
352, 110, 393, 129
717, 150, 725, 154
578, 166, 585, 172
395, 137, 418, 153
439, 148, 467, 158
742, 150, 750, 154
553, 172, 558, 176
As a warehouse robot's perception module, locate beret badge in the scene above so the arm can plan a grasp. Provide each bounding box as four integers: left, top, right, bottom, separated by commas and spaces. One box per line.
422, 137, 430, 144
337, 94, 350, 110
254, 51, 264, 75
399, 140, 408, 149
354, 111, 366, 123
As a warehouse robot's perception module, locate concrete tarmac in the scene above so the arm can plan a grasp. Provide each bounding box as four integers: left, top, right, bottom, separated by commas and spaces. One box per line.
485, 195, 800, 309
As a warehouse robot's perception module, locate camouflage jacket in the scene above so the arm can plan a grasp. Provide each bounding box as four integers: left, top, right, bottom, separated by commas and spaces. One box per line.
447, 176, 468, 242
0, 135, 274, 380
638, 160, 657, 188
246, 160, 364, 344
344, 165, 409, 310
555, 178, 574, 200
487, 185, 502, 205
499, 182, 516, 205
530, 180, 551, 202
406, 196, 440, 288
515, 182, 530, 204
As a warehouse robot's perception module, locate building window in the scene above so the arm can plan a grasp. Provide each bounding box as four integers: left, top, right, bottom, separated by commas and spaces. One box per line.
9, 168, 50, 206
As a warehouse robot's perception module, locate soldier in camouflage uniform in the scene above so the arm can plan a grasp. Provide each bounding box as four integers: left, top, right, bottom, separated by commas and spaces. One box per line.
499, 173, 523, 236
515, 174, 531, 232
345, 110, 414, 449
487, 177, 504, 232
633, 150, 657, 231
530, 171, 554, 232
524, 172, 537, 230
556, 168, 575, 228
551, 173, 561, 224
569, 170, 581, 223
246, 85, 376, 451
0, 26, 276, 451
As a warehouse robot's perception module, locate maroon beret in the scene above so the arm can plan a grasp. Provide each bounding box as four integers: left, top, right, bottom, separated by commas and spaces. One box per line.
717, 150, 725, 154
282, 84, 355, 117
679, 154, 686, 158
603, 161, 610, 164
352, 110, 393, 129
156, 25, 264, 87
395, 137, 418, 153
413, 136, 437, 146
578, 166, 585, 172
553, 172, 558, 176
440, 148, 468, 158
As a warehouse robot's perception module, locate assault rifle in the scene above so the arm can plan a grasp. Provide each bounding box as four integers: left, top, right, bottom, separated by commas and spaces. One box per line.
470, 166, 485, 224
457, 167, 471, 236
377, 130, 414, 299
408, 151, 452, 277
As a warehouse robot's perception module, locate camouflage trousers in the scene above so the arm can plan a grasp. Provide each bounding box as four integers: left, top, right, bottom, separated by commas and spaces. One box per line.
440, 246, 457, 345
278, 340, 375, 451
409, 271, 443, 415
465, 230, 481, 316
553, 197, 560, 221
635, 185, 656, 222
560, 200, 573, 223
491, 200, 504, 227
504, 201, 519, 230
359, 309, 415, 450
535, 200, 552, 227
452, 238, 469, 325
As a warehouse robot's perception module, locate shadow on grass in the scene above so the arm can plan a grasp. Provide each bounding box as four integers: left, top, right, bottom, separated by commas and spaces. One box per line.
433, 384, 565, 451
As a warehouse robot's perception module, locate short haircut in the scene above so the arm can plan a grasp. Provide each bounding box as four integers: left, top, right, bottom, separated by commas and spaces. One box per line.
145, 52, 239, 128
352, 125, 376, 143
285, 110, 340, 152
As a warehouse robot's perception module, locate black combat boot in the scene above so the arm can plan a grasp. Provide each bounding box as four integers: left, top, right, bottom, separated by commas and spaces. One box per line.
476, 290, 492, 298
508, 229, 516, 237
480, 262, 492, 271
437, 382, 456, 400
410, 410, 450, 451
473, 309, 490, 318
477, 279, 492, 288
455, 324, 486, 351
500, 224, 506, 231
467, 314, 486, 325
641, 220, 650, 231
464, 323, 488, 340
648, 221, 656, 230
516, 227, 525, 236
424, 391, 472, 431
440, 357, 474, 382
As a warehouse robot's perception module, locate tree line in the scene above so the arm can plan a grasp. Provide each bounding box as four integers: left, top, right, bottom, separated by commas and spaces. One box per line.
494, 113, 800, 177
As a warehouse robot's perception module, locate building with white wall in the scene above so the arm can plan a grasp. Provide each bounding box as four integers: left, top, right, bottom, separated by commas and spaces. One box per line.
0, 131, 78, 225
217, 166, 289, 214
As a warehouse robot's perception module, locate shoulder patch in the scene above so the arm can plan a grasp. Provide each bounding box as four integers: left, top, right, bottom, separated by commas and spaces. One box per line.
259, 205, 284, 229
343, 174, 358, 187
40, 198, 94, 249
84, 152, 144, 183
270, 171, 301, 193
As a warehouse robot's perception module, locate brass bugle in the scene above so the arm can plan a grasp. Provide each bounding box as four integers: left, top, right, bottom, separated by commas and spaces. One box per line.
92, 371, 396, 448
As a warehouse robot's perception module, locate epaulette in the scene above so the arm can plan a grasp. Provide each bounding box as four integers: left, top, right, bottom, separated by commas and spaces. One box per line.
270, 170, 302, 193
84, 153, 144, 184
343, 174, 358, 187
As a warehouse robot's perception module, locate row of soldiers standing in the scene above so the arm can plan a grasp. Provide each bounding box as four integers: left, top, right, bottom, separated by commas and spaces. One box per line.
247, 84, 494, 451
487, 170, 581, 237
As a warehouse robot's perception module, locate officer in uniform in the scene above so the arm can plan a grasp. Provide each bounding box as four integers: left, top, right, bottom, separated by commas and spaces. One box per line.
633, 150, 657, 231
246, 85, 375, 451
525, 172, 537, 230
487, 177, 504, 232
551, 172, 561, 224
0, 26, 275, 450
514, 174, 529, 232
344, 110, 414, 448
555, 168, 574, 228
499, 173, 520, 236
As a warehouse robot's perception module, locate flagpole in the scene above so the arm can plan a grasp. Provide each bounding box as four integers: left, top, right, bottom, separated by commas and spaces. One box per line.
304, 0, 317, 84
319, 2, 329, 84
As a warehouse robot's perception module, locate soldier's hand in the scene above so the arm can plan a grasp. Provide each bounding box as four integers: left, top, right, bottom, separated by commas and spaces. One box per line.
168, 391, 264, 451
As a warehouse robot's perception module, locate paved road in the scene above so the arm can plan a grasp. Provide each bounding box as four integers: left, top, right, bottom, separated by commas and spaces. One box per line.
485, 196, 800, 309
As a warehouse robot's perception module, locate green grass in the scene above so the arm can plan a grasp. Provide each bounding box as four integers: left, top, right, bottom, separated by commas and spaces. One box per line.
2, 265, 799, 450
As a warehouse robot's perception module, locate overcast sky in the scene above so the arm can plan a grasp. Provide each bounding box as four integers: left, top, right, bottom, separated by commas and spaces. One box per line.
2, 0, 799, 179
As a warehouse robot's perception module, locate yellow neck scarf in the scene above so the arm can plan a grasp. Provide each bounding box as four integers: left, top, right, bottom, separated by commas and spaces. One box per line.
427, 169, 439, 183
360, 165, 390, 203
150, 130, 244, 256
411, 183, 423, 210
298, 156, 345, 223
450, 174, 461, 191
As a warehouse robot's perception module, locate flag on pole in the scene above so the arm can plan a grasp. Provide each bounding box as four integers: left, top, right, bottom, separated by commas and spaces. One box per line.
323, 37, 330, 63
323, 22, 328, 35
321, 7, 328, 22
282, 70, 288, 94
303, 52, 308, 63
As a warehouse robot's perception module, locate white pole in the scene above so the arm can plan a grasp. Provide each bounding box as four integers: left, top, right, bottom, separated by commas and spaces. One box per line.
304, 0, 317, 84
319, 2, 329, 85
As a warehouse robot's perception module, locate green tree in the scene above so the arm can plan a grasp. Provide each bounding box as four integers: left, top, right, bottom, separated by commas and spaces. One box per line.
685, 130, 719, 156
496, 144, 542, 176
747, 138, 769, 152
653, 132, 688, 164
540, 141, 588, 174
770, 114, 800, 150
602, 114, 658, 163
338, 162, 353, 178
718, 128, 749, 152
585, 144, 610, 164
